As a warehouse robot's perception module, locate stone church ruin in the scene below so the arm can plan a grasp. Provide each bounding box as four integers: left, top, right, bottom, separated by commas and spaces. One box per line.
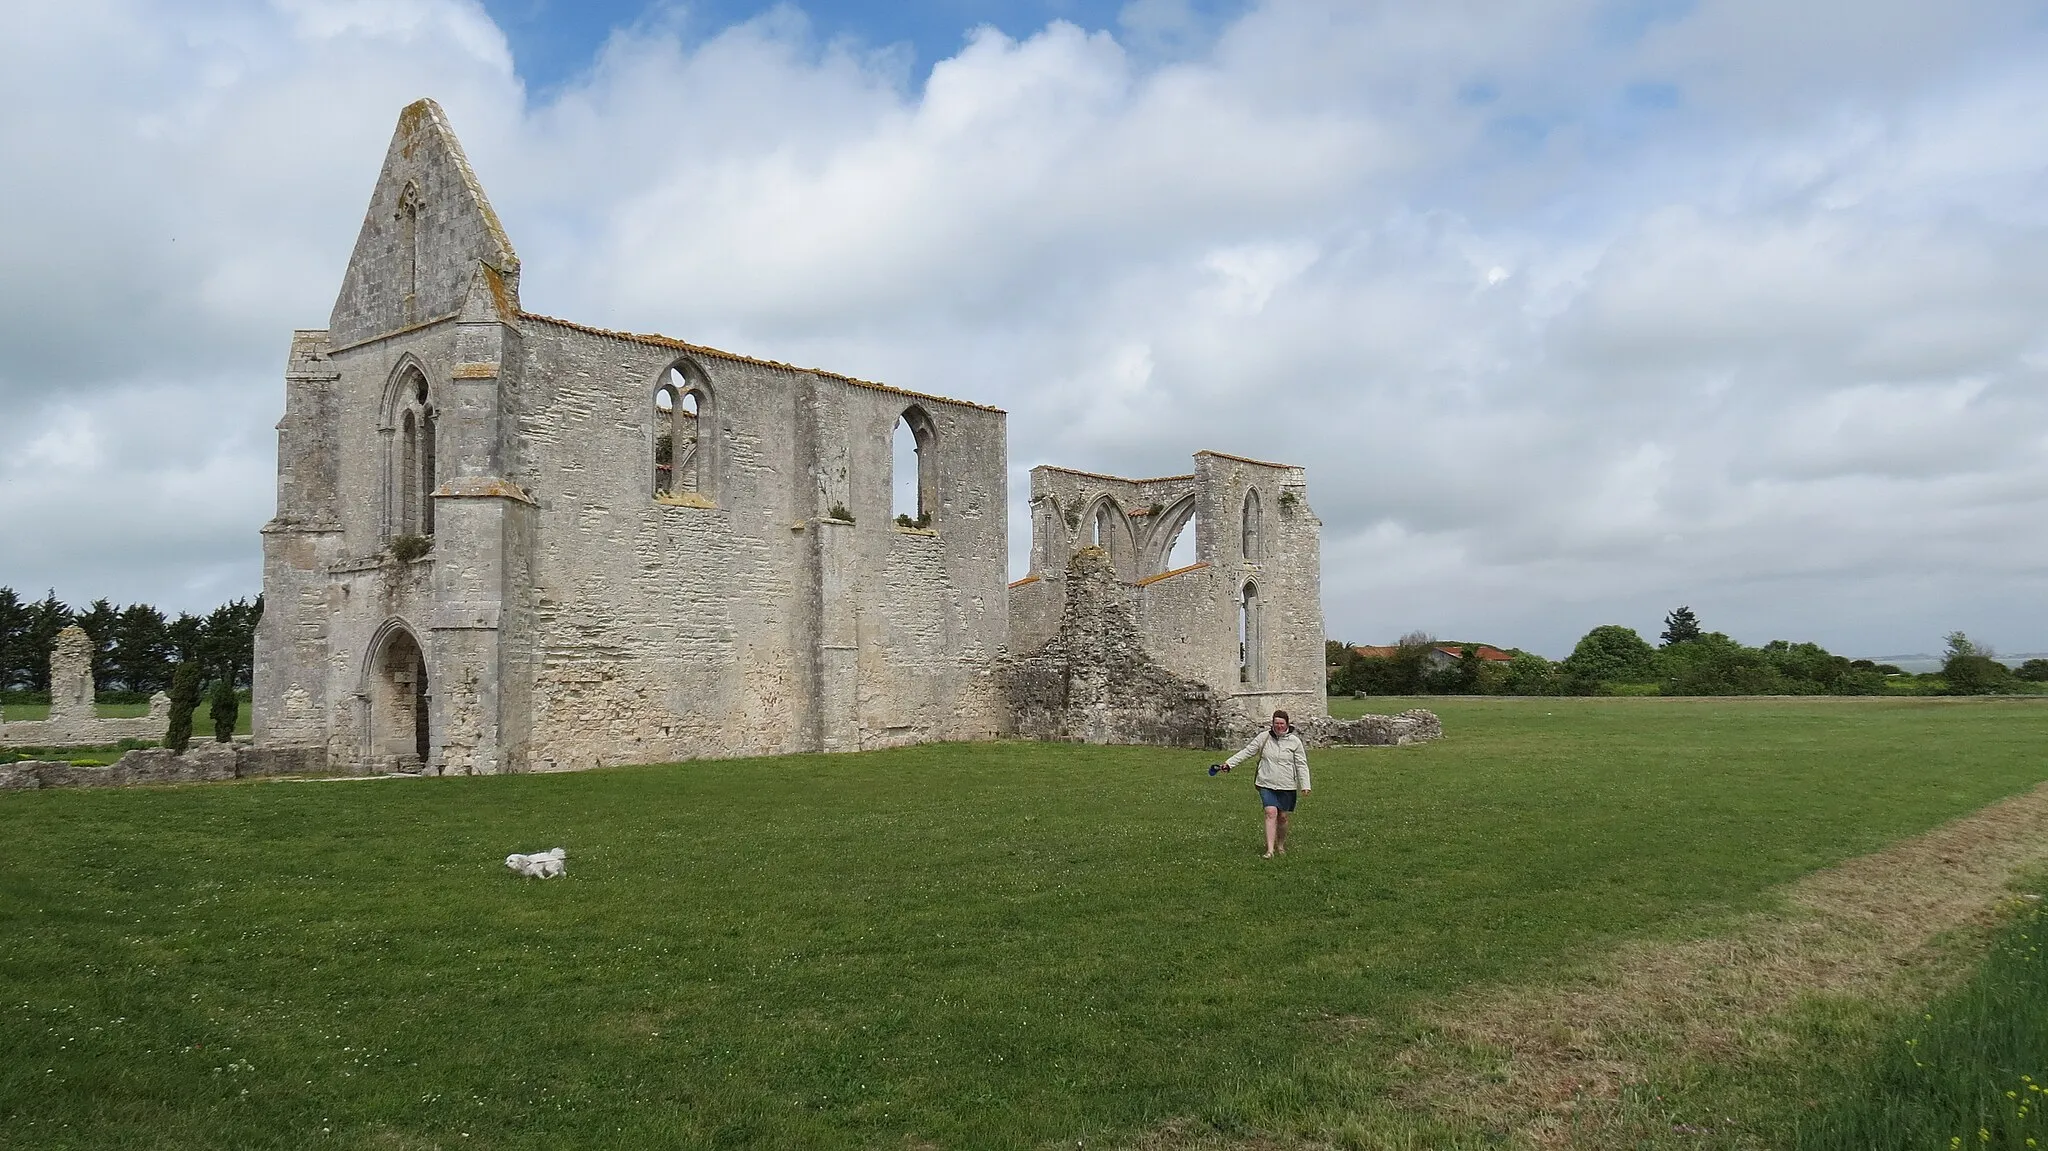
252, 100, 1428, 776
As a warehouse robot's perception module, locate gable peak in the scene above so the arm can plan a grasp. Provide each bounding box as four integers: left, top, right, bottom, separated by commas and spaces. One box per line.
328, 99, 520, 347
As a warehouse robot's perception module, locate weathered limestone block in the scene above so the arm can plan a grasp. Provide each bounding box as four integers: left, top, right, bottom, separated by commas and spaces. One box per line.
47, 625, 94, 721
234, 745, 331, 777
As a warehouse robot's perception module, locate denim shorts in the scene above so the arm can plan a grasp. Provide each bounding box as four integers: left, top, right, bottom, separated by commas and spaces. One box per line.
1257, 786, 1298, 812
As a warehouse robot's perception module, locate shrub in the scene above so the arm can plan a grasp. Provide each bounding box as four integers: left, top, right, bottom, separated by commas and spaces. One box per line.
388, 534, 432, 563
165, 661, 200, 754
209, 676, 239, 743
827, 503, 854, 523
2017, 659, 2048, 683
1944, 654, 2012, 696
1502, 652, 1559, 695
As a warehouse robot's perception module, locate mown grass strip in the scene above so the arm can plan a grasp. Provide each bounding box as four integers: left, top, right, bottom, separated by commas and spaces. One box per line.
1795, 891, 2048, 1151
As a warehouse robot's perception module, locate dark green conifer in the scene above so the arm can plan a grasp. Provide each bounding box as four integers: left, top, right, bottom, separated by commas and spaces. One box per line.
210, 675, 239, 743
165, 661, 201, 753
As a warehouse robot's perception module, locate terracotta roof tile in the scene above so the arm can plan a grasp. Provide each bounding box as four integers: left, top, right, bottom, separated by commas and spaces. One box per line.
521, 313, 1005, 415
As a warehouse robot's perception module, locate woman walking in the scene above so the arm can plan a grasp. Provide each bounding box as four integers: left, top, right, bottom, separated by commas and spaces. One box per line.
1218, 709, 1311, 857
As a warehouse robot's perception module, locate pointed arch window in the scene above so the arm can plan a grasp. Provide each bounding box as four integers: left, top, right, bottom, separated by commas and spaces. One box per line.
1164, 515, 1197, 571
892, 406, 937, 528
1241, 489, 1262, 561
383, 366, 436, 542
654, 363, 714, 503
1240, 581, 1263, 685
400, 411, 419, 535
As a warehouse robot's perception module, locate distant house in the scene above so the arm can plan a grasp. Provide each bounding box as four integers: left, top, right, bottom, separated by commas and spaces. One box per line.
1347, 643, 1515, 671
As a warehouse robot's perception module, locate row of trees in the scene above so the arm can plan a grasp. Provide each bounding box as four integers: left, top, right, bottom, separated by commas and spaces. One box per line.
0, 589, 262, 699
1331, 608, 2048, 697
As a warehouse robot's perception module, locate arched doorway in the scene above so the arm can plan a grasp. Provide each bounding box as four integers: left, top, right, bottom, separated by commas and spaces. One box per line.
369, 625, 430, 769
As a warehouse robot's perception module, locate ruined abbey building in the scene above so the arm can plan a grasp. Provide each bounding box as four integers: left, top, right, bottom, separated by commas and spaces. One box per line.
253, 100, 1338, 775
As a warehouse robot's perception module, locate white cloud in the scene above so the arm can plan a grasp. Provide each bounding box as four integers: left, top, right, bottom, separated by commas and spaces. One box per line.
2, 0, 2046, 658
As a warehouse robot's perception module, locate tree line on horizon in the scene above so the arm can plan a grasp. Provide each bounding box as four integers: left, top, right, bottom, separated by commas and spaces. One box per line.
1330, 607, 2048, 697
0, 588, 262, 701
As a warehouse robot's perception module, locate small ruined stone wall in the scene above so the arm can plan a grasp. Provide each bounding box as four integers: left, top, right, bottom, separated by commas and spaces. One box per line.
0, 744, 328, 791
1221, 708, 1443, 749
1002, 548, 1224, 748
0, 626, 171, 748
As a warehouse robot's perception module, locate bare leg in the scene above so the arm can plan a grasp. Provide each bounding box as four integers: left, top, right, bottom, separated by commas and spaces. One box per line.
1276, 810, 1291, 854
1263, 806, 1279, 857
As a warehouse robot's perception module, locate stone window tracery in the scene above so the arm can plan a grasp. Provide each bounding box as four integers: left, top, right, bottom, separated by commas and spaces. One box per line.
382, 365, 436, 542
654, 363, 713, 504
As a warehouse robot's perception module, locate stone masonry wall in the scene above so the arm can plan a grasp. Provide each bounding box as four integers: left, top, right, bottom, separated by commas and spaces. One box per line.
510, 319, 1009, 770
1219, 708, 1443, 749
0, 744, 328, 792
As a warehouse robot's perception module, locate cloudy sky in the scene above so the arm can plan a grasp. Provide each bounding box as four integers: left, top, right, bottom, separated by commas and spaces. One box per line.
2, 0, 2045, 659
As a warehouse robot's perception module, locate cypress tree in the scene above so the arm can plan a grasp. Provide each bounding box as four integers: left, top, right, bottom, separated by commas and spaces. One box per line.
165, 661, 200, 753
210, 675, 239, 743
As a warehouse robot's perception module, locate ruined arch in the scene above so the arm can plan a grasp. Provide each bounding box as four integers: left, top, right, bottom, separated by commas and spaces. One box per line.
361, 619, 431, 770
1146, 493, 1201, 574
378, 358, 436, 540
893, 404, 938, 527
1078, 494, 1137, 581
654, 360, 715, 502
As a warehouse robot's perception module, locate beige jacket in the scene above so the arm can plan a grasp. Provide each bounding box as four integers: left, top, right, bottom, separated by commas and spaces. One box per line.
1225, 728, 1311, 792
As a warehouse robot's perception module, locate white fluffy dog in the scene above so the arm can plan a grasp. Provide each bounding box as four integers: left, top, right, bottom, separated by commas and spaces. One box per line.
505, 847, 567, 878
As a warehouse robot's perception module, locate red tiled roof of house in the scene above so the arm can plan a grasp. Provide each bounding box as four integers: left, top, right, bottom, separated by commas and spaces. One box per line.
1436, 644, 1515, 661
1347, 643, 1515, 661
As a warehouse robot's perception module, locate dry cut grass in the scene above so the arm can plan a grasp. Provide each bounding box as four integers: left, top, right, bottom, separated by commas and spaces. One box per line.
1390, 780, 2048, 1149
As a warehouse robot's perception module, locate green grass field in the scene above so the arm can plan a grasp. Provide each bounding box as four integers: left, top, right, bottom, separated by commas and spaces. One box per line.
3, 697, 2045, 1149
0, 696, 251, 736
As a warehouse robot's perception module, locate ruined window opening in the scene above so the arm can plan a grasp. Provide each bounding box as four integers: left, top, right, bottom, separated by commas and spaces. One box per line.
655, 367, 706, 500
1093, 503, 1114, 549
400, 410, 420, 537
1242, 489, 1262, 561
892, 406, 936, 528
1165, 517, 1197, 570
1240, 581, 1263, 685
653, 384, 676, 495
420, 407, 437, 536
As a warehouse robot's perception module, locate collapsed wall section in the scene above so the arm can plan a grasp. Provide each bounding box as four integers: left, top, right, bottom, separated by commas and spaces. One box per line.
0, 627, 170, 748
1003, 548, 1222, 747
